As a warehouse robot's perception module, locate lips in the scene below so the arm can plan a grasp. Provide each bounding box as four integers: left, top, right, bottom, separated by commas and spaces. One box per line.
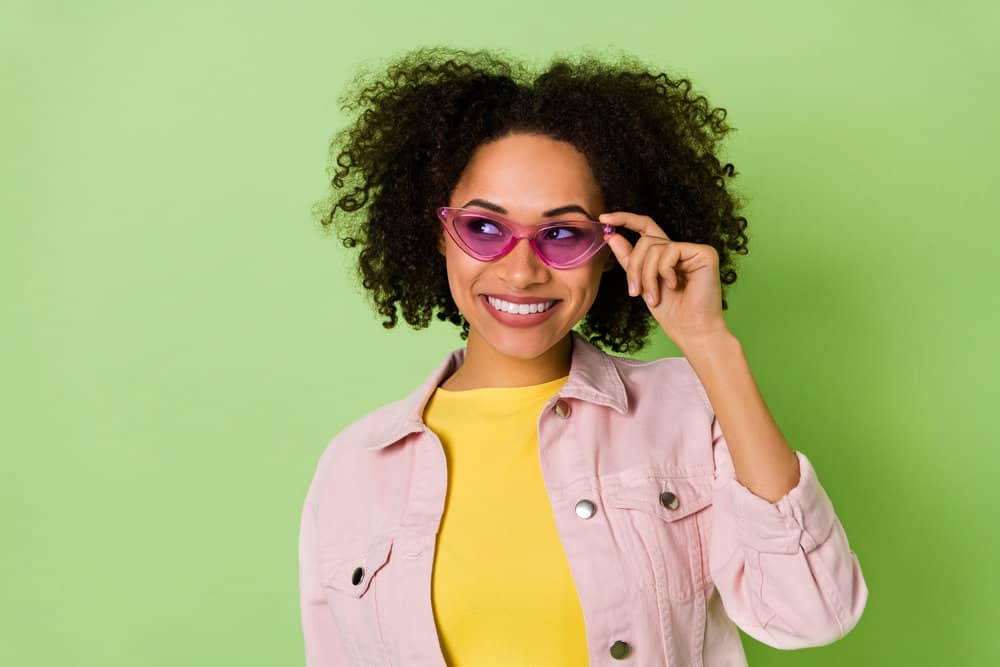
482, 293, 562, 305
487, 296, 556, 314
480, 294, 561, 328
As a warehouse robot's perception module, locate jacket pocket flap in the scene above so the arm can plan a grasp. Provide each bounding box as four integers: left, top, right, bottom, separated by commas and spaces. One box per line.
320, 536, 394, 598
606, 476, 713, 522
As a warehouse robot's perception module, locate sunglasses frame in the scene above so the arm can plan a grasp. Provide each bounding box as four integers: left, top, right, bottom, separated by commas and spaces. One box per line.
436, 206, 616, 270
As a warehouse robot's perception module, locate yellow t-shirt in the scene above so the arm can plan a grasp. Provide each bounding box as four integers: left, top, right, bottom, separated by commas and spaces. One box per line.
422, 375, 588, 666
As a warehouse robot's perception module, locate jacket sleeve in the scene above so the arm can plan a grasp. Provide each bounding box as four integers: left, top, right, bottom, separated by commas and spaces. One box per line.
708, 415, 868, 648
299, 484, 351, 666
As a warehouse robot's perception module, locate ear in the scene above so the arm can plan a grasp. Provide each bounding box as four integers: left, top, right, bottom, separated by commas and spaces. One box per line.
437, 232, 447, 257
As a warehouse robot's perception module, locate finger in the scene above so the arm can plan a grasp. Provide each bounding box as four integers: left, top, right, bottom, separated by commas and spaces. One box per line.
603, 229, 633, 271
625, 238, 650, 296
630, 236, 668, 298
610, 222, 670, 278
641, 243, 667, 306
659, 243, 681, 290
598, 211, 672, 242
626, 235, 655, 297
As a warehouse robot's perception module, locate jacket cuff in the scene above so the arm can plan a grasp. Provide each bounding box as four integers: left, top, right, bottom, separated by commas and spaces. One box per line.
729, 450, 838, 555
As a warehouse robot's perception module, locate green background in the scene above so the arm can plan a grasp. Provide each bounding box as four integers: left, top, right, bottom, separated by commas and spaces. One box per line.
3, 1, 997, 664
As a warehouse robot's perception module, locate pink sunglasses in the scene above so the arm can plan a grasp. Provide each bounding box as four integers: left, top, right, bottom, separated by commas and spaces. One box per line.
437, 207, 616, 270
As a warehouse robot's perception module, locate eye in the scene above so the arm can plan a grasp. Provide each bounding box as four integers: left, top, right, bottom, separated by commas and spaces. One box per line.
467, 217, 503, 236
541, 226, 582, 241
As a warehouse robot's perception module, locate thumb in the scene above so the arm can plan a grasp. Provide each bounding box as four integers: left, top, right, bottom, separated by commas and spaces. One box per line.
603, 231, 632, 269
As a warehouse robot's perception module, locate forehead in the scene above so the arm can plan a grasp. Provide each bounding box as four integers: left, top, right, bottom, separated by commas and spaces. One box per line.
452, 133, 603, 209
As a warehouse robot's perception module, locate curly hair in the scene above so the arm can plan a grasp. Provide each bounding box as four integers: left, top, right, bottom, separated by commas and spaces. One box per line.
313, 46, 749, 355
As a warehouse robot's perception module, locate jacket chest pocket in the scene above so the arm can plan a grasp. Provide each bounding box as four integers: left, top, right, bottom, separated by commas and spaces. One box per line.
320, 535, 394, 663
604, 476, 713, 601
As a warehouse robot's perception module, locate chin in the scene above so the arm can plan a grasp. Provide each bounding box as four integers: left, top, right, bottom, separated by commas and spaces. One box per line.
478, 325, 565, 360
494, 340, 554, 361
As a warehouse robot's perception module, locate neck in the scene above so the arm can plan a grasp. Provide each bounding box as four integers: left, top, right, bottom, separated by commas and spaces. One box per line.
442, 331, 573, 391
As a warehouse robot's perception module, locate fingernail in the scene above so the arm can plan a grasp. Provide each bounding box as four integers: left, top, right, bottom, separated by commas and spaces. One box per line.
644, 292, 654, 304
628, 281, 637, 295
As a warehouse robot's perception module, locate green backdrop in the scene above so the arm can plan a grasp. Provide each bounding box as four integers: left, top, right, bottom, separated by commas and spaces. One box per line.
3, 1, 998, 664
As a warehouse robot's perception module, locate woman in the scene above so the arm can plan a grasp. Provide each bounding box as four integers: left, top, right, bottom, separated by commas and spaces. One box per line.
300, 46, 868, 666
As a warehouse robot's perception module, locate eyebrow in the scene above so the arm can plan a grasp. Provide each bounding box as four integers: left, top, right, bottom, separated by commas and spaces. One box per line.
462, 198, 595, 220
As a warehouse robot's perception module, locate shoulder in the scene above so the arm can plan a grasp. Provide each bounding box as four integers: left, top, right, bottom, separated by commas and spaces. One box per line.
303, 397, 408, 503
576, 347, 717, 475
302, 343, 464, 509
319, 400, 398, 456
609, 352, 713, 414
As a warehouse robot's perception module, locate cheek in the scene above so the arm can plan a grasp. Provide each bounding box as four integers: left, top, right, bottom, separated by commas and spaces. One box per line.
443, 260, 462, 300
586, 258, 609, 289
564, 267, 605, 309
580, 265, 610, 308
443, 250, 480, 302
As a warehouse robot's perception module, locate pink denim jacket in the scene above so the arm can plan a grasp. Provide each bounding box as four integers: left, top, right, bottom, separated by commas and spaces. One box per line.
299, 330, 868, 666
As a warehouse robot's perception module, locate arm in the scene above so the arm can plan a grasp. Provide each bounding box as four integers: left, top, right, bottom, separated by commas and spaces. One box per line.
682, 331, 868, 647
680, 330, 800, 503
299, 486, 352, 665
599, 206, 866, 644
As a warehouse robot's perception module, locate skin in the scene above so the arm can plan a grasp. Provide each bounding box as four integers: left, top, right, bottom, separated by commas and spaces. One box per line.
436, 131, 800, 502
436, 131, 615, 391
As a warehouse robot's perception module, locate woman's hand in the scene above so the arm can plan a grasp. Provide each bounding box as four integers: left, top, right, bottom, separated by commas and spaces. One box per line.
600, 211, 730, 348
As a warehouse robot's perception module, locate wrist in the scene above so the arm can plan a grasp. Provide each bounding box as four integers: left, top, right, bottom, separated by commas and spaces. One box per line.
676, 325, 738, 359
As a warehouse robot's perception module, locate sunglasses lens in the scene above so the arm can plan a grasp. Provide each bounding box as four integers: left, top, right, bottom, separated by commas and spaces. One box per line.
453, 215, 510, 257
536, 225, 602, 266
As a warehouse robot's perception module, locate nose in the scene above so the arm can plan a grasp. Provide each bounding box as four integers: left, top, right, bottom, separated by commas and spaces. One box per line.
495, 236, 550, 287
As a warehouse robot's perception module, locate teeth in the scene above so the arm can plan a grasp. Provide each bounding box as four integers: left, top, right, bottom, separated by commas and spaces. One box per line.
487, 296, 556, 315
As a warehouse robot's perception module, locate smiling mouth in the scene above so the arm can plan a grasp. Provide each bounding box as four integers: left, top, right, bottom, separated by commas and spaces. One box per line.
483, 295, 561, 315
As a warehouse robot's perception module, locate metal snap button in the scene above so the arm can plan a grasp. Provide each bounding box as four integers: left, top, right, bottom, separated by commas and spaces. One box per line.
575, 499, 596, 519
553, 399, 571, 419
610, 640, 631, 659
351, 566, 364, 585
659, 490, 679, 510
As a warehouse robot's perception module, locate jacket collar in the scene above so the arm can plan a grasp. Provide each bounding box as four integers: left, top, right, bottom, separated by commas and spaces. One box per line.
366, 329, 628, 451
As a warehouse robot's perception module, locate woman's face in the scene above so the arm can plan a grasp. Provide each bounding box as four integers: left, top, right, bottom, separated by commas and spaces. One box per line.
438, 132, 615, 362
